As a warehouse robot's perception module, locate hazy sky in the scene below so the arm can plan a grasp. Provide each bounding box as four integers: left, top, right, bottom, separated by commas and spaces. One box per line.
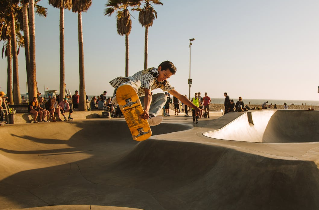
1, 0, 319, 101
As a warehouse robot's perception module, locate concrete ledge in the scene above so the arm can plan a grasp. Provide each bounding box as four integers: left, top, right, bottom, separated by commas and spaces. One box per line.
13, 110, 110, 124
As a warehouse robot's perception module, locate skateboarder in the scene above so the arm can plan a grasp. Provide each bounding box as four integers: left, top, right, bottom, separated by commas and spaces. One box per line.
110, 61, 201, 126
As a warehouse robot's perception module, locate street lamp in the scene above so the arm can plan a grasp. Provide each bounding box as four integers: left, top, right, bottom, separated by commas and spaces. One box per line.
188, 38, 195, 100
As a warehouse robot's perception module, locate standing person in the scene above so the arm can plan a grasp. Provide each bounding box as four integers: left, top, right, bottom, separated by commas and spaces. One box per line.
224, 92, 230, 114
192, 93, 200, 123
197, 92, 203, 118
173, 96, 179, 115
109, 61, 200, 126
101, 91, 107, 102
203, 92, 211, 118
72, 90, 79, 110
184, 95, 189, 116
164, 92, 171, 116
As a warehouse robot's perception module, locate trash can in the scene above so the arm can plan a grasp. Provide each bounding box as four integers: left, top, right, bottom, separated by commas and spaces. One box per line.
102, 111, 110, 118
8, 113, 14, 124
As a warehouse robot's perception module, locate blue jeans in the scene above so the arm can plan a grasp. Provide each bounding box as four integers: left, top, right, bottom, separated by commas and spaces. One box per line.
139, 93, 167, 116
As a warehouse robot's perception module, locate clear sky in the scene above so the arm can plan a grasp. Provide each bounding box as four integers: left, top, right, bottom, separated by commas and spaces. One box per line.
1, 0, 319, 101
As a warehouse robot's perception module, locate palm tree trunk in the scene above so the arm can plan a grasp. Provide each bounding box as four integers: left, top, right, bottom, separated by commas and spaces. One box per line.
78, 12, 86, 111
23, 3, 31, 97
125, 34, 129, 77
60, 7, 65, 102
29, 0, 37, 100
144, 26, 148, 70
11, 12, 21, 104
6, 38, 13, 105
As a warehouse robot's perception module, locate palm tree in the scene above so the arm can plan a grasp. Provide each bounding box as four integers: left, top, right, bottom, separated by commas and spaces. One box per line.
49, 0, 72, 102
0, 0, 21, 104
20, 0, 46, 100
28, 0, 38, 100
1, 17, 12, 105
137, 0, 162, 69
105, 0, 140, 77
0, 21, 14, 105
72, 0, 92, 111
19, 0, 31, 99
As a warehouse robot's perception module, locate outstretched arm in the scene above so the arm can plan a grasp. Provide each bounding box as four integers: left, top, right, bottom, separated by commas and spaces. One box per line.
169, 89, 200, 114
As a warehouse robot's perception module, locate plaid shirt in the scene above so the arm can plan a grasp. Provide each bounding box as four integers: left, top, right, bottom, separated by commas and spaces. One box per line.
110, 67, 174, 96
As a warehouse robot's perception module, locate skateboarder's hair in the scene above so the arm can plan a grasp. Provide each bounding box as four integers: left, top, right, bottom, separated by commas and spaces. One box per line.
159, 61, 177, 74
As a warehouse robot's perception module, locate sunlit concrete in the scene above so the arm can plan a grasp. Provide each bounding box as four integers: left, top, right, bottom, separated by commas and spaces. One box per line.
1, 112, 319, 210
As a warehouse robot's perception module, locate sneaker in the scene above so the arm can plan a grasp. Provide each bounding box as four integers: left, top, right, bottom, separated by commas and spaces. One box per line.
148, 115, 163, 127
68, 117, 73, 120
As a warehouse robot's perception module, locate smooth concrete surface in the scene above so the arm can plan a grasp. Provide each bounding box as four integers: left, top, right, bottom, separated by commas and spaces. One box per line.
1, 111, 319, 210
204, 110, 319, 143
12, 110, 105, 124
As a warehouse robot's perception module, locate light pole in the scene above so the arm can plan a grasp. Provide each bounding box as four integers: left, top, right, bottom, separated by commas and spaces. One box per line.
188, 38, 195, 100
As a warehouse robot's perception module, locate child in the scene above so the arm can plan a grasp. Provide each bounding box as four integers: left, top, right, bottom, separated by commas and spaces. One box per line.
110, 61, 200, 126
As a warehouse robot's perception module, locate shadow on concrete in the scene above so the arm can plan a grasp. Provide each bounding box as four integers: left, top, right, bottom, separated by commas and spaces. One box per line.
1, 120, 319, 210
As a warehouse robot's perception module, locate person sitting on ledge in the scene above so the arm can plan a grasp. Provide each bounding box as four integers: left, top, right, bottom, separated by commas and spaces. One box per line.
38, 97, 49, 122
28, 97, 43, 123
235, 97, 245, 112
59, 97, 73, 121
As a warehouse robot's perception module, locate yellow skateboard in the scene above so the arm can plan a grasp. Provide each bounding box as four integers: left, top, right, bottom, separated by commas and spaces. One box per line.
116, 85, 152, 141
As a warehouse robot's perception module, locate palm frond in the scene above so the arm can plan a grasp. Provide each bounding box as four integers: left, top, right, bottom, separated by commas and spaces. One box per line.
116, 9, 131, 36
138, 4, 156, 27
35, 5, 47, 17
105, 7, 115, 16
72, 0, 92, 13
49, 0, 72, 10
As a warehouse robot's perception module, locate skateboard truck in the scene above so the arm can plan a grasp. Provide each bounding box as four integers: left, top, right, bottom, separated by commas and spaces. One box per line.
123, 98, 137, 108
134, 128, 151, 139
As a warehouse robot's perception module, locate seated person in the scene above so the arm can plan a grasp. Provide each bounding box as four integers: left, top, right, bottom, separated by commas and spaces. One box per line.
235, 97, 245, 112
52, 97, 62, 121
106, 97, 114, 112
45, 97, 54, 122
114, 105, 122, 118
46, 97, 61, 122
59, 97, 73, 121
262, 101, 268, 109
38, 97, 49, 122
90, 96, 98, 110
228, 99, 235, 112
0, 92, 5, 122
28, 97, 43, 123
98, 97, 105, 110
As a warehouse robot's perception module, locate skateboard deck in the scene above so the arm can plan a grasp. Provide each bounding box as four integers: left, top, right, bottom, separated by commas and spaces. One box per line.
116, 85, 152, 141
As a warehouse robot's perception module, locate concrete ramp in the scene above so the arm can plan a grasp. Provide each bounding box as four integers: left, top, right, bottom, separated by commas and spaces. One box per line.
263, 110, 319, 143
1, 118, 319, 210
204, 110, 319, 143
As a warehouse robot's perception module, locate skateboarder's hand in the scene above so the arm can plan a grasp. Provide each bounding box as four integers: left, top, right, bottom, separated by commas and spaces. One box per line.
140, 110, 149, 119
